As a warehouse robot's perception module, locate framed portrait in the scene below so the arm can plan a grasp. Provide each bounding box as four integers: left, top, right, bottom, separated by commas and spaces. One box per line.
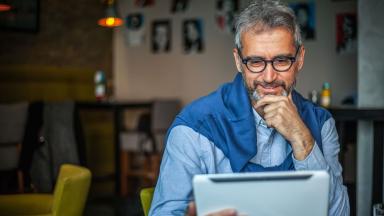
0, 0, 39, 32
125, 13, 145, 47
183, 19, 204, 54
151, 20, 171, 53
135, 0, 155, 8
290, 2, 316, 40
336, 13, 357, 54
171, 0, 189, 13
215, 0, 239, 34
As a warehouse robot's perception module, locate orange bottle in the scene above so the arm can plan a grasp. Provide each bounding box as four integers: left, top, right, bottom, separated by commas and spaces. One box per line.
321, 82, 331, 108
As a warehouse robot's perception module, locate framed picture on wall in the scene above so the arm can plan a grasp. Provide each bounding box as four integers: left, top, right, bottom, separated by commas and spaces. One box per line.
125, 13, 145, 47
151, 20, 171, 54
215, 0, 239, 34
135, 0, 155, 8
336, 13, 357, 54
171, 0, 189, 13
289, 2, 316, 40
183, 19, 204, 54
0, 0, 39, 32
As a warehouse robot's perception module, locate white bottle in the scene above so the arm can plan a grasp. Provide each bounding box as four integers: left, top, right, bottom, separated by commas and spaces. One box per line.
95, 70, 106, 101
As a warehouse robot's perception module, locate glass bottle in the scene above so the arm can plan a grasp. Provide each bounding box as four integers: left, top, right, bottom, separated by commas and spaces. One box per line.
321, 82, 331, 108
95, 70, 106, 101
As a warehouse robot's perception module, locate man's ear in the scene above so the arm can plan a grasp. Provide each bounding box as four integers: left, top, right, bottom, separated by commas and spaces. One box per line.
297, 46, 305, 71
233, 48, 243, 72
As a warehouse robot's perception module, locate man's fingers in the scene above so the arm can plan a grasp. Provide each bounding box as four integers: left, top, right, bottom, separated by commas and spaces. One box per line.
206, 209, 237, 216
185, 202, 197, 216
262, 101, 286, 114
288, 90, 293, 100
255, 95, 287, 109
263, 109, 277, 122
186, 202, 237, 216
265, 113, 285, 128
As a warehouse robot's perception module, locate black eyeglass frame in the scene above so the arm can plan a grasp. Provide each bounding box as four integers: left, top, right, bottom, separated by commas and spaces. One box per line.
237, 46, 301, 73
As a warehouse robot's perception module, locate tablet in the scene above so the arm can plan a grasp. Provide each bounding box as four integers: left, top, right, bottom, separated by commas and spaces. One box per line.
193, 170, 329, 216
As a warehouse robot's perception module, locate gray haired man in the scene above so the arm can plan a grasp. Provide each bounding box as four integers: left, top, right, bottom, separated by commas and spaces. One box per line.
149, 1, 350, 215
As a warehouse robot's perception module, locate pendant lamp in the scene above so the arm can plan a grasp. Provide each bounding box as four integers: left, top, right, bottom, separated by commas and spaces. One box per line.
98, 0, 123, 28
0, 0, 11, 12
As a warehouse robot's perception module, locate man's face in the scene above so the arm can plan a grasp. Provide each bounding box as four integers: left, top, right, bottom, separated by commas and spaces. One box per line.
233, 27, 305, 103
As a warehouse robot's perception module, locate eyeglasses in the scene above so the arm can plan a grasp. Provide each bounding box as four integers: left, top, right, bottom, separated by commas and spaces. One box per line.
238, 46, 301, 73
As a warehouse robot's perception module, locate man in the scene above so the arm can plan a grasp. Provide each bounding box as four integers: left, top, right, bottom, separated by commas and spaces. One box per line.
149, 0, 350, 215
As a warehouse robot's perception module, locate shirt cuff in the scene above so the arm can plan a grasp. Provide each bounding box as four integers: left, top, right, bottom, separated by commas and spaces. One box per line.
292, 142, 328, 170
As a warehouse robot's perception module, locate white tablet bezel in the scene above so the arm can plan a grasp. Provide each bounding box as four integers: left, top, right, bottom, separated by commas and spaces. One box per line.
193, 170, 329, 216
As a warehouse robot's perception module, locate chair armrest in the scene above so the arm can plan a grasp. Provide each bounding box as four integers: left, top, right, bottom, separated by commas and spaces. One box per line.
0, 194, 53, 215
140, 187, 154, 216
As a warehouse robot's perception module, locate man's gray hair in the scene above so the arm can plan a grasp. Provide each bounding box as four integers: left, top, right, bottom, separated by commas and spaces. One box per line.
234, 0, 302, 50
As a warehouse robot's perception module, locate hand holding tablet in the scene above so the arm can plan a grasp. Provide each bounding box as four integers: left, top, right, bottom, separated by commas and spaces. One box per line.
185, 202, 238, 216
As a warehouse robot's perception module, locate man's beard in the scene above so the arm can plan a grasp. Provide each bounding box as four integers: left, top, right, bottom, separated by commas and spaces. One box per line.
243, 75, 295, 103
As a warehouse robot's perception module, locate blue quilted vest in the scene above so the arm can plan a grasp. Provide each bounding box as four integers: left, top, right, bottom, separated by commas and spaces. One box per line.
167, 73, 331, 173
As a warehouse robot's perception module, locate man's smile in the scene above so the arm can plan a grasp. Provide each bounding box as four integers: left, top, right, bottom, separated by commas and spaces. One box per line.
257, 85, 284, 95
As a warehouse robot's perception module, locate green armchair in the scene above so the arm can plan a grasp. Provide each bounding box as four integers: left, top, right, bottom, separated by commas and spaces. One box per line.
0, 164, 91, 216
140, 187, 154, 216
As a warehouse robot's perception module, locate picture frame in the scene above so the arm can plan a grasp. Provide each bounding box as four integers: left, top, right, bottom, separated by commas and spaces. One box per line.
289, 2, 316, 40
215, 0, 239, 34
183, 19, 204, 54
151, 20, 171, 53
336, 13, 357, 54
0, 0, 39, 32
171, 0, 189, 13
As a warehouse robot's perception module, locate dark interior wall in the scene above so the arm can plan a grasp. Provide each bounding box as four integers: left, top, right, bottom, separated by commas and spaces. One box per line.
0, 0, 113, 75
0, 0, 117, 197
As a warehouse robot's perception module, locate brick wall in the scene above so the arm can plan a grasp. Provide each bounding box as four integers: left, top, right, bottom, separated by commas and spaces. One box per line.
0, 0, 112, 76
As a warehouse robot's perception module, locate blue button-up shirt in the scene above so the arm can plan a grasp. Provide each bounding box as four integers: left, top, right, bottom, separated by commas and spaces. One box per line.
149, 109, 350, 216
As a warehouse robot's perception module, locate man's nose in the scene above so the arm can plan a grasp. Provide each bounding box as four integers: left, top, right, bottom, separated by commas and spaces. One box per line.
262, 63, 278, 83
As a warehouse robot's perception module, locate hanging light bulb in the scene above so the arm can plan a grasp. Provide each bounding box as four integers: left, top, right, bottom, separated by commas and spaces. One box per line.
98, 0, 123, 28
0, 1, 11, 12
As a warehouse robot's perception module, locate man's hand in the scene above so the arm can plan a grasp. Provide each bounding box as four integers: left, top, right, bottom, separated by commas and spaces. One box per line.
254, 94, 314, 160
185, 202, 237, 216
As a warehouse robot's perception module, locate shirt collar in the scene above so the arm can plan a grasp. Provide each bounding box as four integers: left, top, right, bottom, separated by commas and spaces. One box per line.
252, 108, 269, 128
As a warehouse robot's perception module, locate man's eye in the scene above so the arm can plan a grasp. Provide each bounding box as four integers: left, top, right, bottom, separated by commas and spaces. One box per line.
274, 58, 291, 65
248, 59, 264, 66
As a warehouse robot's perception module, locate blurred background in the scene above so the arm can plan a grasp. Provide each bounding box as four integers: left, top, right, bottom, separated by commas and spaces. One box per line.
0, 0, 383, 216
